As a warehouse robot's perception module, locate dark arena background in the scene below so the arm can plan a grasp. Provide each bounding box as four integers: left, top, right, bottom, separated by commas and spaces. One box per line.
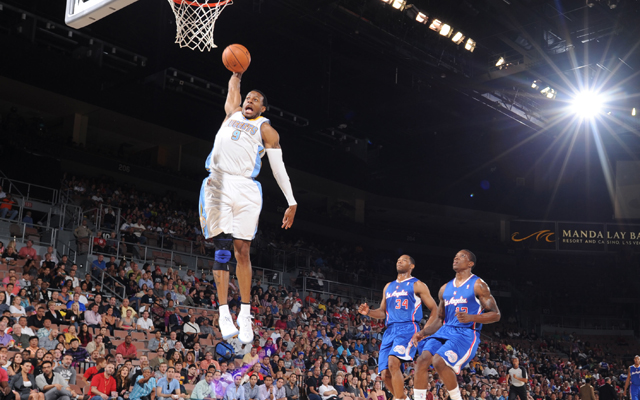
1, 0, 640, 398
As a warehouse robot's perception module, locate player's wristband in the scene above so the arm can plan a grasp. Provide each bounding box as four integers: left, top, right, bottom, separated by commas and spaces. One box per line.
266, 148, 297, 206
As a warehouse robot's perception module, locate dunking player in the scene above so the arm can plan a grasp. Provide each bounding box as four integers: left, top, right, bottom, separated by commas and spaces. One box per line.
409, 250, 500, 400
358, 255, 438, 400
624, 355, 640, 400
199, 72, 297, 343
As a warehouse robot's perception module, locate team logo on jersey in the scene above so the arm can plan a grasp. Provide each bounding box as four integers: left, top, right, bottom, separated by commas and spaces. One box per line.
445, 350, 458, 364
386, 290, 409, 299
466, 285, 470, 289
445, 297, 468, 306
393, 345, 406, 354
396, 286, 399, 289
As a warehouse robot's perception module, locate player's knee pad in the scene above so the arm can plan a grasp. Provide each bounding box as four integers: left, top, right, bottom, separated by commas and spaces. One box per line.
213, 233, 234, 271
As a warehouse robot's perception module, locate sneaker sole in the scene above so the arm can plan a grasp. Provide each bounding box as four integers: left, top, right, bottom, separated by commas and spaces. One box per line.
222, 329, 239, 340
238, 334, 253, 344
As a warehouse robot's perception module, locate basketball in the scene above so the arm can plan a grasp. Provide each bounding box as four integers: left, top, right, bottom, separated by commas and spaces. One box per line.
222, 44, 251, 73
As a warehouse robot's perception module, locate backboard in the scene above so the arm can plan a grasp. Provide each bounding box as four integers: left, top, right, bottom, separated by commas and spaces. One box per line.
65, 0, 139, 29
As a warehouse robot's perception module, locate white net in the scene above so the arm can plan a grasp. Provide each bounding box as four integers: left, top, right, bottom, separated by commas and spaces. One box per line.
166, 0, 232, 52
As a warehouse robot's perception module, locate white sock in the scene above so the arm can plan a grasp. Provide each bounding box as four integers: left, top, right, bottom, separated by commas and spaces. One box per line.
219, 304, 230, 317
414, 389, 427, 400
240, 303, 250, 316
448, 386, 461, 400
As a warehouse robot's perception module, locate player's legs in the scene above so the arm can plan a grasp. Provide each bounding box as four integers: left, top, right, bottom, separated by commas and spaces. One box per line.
431, 328, 480, 400
212, 233, 236, 339
630, 385, 640, 400
433, 354, 459, 391
231, 178, 262, 344
414, 337, 445, 400
384, 356, 405, 400
384, 324, 418, 400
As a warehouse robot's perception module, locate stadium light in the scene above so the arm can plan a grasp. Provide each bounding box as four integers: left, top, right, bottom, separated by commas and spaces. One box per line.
391, 0, 406, 10
633, 107, 637, 116
429, 19, 443, 32
540, 87, 556, 99
416, 12, 428, 23
531, 80, 540, 89
495, 57, 505, 67
381, 0, 391, 3
439, 24, 452, 37
451, 31, 465, 44
571, 91, 604, 118
464, 38, 476, 52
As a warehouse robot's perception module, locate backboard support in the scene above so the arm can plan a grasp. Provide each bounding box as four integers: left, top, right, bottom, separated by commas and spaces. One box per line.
65, 0, 139, 29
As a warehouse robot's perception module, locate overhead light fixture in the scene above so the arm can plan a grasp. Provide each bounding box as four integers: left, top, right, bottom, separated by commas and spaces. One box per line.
391, 0, 406, 10
539, 86, 557, 99
531, 80, 539, 89
495, 57, 505, 67
416, 12, 428, 24
381, 0, 392, 3
451, 32, 465, 44
439, 24, 452, 37
429, 19, 443, 32
464, 38, 476, 52
633, 108, 637, 116
571, 91, 604, 118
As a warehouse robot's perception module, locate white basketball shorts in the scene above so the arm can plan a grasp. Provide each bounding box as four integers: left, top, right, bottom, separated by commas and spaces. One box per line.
198, 171, 262, 241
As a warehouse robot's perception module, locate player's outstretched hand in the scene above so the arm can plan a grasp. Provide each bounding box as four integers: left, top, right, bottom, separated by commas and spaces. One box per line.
455, 311, 474, 323
282, 204, 297, 229
358, 303, 369, 315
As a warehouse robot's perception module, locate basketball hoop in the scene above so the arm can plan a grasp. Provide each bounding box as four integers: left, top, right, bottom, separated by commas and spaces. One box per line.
167, 0, 232, 52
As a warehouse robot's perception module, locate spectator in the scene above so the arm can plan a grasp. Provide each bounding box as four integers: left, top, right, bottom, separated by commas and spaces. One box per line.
191, 371, 214, 400
86, 335, 106, 357
73, 220, 91, 254
129, 367, 156, 400
115, 336, 138, 360
18, 241, 37, 261
306, 369, 322, 400
35, 360, 78, 400
225, 374, 246, 400
89, 363, 116, 400
136, 311, 154, 333
579, 379, 595, 400
22, 212, 33, 228
0, 194, 18, 220
319, 375, 338, 400
63, 340, 87, 366
9, 360, 42, 400
155, 367, 180, 400
285, 374, 299, 400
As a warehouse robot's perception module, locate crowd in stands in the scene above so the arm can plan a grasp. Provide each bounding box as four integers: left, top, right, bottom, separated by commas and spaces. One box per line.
0, 233, 638, 400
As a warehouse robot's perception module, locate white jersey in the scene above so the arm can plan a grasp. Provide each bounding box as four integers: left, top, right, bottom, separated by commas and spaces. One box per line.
205, 111, 270, 178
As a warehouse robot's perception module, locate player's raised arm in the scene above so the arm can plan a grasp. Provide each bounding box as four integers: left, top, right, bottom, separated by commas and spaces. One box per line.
358, 283, 389, 320
262, 123, 297, 229
224, 72, 243, 118
455, 278, 501, 325
410, 284, 445, 346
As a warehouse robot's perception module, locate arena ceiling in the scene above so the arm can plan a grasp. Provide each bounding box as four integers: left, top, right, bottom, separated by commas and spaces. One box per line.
1, 0, 640, 219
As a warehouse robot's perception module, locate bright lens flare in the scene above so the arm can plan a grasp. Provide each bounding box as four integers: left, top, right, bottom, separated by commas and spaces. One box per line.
571, 91, 604, 118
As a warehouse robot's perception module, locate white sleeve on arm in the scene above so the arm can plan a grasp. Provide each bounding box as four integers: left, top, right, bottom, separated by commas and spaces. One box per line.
265, 148, 297, 206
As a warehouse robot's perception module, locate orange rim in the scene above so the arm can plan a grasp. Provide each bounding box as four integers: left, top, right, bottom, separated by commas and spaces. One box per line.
172, 0, 231, 7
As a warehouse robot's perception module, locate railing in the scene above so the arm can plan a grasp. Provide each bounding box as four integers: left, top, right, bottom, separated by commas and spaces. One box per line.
91, 267, 127, 300
0, 175, 60, 204
0, 217, 58, 247
269, 247, 313, 272
301, 276, 382, 305
85, 241, 284, 286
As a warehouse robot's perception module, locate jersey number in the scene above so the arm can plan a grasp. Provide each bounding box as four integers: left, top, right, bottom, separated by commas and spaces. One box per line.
395, 299, 408, 309
455, 307, 468, 313
231, 129, 241, 141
